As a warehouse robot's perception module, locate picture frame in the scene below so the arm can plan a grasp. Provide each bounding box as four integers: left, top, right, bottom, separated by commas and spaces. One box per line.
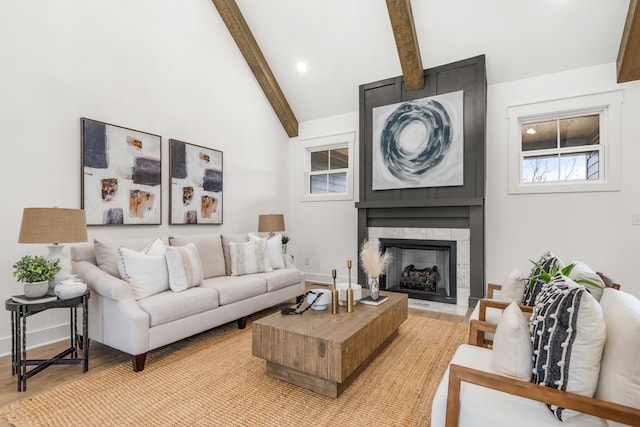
169, 139, 223, 225
371, 90, 464, 190
81, 118, 162, 225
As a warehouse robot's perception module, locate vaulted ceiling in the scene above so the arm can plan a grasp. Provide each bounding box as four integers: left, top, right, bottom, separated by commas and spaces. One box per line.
213, 0, 636, 137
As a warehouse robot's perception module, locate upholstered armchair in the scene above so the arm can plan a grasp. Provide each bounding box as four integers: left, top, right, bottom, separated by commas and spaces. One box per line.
432, 286, 640, 427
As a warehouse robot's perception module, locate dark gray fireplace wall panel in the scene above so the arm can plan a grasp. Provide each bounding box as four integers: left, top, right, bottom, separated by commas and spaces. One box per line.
356, 55, 487, 308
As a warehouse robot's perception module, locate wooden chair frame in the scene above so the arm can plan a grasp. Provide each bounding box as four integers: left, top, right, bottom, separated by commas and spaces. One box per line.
446, 363, 640, 426
472, 280, 620, 348
452, 303, 640, 427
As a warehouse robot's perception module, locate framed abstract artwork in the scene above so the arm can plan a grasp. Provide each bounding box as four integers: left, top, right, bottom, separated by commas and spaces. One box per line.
169, 139, 223, 225
371, 90, 464, 190
81, 118, 162, 225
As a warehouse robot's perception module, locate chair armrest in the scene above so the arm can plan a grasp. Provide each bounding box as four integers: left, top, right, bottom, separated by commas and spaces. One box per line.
468, 320, 497, 348
445, 364, 640, 427
486, 283, 501, 299
478, 299, 533, 322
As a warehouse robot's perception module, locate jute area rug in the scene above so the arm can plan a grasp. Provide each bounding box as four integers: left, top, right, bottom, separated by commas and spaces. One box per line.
1, 315, 466, 427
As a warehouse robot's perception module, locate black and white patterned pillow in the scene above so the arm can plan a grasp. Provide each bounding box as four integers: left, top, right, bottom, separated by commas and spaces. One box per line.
530, 273, 606, 421
522, 251, 561, 306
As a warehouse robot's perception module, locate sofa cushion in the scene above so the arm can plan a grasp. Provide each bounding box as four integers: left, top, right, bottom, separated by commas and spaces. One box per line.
491, 301, 532, 381
117, 238, 170, 300
523, 251, 562, 306
137, 287, 219, 327
260, 268, 302, 292
568, 261, 606, 302
229, 239, 272, 276
431, 344, 606, 427
595, 288, 640, 427
168, 233, 226, 279
221, 233, 248, 275
165, 243, 203, 292
249, 233, 285, 269
530, 274, 606, 421
94, 237, 160, 279
200, 275, 266, 305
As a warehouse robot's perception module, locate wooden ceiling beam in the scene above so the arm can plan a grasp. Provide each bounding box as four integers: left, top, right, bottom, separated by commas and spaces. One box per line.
618, 0, 640, 83
211, 0, 298, 137
386, 0, 424, 91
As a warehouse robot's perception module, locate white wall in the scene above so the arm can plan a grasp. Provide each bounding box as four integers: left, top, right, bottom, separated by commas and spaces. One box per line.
0, 0, 290, 355
486, 63, 640, 298
288, 112, 360, 284
290, 63, 640, 301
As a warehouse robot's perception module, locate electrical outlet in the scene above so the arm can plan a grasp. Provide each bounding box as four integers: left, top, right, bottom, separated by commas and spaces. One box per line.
304, 257, 310, 266
633, 214, 640, 225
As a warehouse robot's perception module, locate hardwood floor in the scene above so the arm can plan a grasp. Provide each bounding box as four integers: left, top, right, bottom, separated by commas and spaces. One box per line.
0, 341, 129, 406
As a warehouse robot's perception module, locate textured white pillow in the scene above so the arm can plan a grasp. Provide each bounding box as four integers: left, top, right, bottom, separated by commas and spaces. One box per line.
117, 239, 169, 300
568, 261, 606, 302
530, 274, 606, 421
165, 243, 203, 292
595, 289, 640, 427
499, 269, 526, 303
248, 233, 285, 269
229, 239, 272, 276
491, 301, 532, 380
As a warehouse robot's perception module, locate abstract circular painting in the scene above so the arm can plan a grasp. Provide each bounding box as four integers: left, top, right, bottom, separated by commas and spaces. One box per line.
371, 90, 464, 190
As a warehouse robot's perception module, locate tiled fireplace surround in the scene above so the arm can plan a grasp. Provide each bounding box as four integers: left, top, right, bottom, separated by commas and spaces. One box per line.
367, 227, 470, 310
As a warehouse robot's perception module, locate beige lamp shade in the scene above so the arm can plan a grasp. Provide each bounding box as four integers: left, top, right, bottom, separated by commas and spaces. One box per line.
18, 208, 88, 244
258, 214, 285, 233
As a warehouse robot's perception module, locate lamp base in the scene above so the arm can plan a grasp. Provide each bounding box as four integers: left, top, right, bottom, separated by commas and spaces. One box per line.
46, 244, 70, 295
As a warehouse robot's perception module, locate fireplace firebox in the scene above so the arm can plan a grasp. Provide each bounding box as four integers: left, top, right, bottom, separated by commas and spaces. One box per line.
379, 238, 457, 304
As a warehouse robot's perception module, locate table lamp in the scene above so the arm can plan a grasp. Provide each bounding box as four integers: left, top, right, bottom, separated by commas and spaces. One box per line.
18, 207, 88, 294
257, 214, 285, 237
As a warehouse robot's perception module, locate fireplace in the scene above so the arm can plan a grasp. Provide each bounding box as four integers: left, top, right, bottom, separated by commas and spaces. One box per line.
379, 238, 457, 304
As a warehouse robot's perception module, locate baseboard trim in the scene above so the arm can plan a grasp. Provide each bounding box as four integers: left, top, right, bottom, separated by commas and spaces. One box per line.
0, 323, 70, 358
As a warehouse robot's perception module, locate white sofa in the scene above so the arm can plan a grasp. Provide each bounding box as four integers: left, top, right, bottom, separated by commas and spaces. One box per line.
431, 287, 640, 426
71, 233, 305, 371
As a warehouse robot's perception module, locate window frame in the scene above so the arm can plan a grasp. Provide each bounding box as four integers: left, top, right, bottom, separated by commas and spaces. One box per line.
301, 132, 355, 202
507, 90, 623, 194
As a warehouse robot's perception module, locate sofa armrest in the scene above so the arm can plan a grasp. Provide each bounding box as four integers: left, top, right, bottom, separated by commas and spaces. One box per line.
72, 260, 134, 301
445, 364, 640, 427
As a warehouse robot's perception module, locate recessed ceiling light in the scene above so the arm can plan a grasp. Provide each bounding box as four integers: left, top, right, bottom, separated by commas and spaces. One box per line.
526, 128, 537, 135
297, 62, 308, 73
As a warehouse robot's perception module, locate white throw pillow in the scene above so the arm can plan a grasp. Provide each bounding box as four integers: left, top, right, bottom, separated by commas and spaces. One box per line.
499, 269, 526, 303
117, 239, 169, 300
568, 261, 606, 302
530, 274, 606, 421
491, 301, 532, 381
595, 288, 640, 427
229, 239, 272, 276
248, 233, 285, 269
165, 243, 203, 292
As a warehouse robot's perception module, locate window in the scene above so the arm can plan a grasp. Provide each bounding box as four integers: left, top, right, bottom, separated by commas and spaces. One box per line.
508, 91, 622, 194
309, 148, 348, 194
301, 132, 354, 201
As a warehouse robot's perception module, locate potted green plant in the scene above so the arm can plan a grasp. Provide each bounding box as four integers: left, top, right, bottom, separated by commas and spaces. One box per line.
528, 261, 601, 291
12, 255, 61, 298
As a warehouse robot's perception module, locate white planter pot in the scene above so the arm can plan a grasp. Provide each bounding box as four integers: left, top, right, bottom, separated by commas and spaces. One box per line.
24, 281, 49, 298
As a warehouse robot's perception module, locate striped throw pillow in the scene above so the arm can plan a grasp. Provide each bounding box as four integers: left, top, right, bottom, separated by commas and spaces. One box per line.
165, 243, 203, 292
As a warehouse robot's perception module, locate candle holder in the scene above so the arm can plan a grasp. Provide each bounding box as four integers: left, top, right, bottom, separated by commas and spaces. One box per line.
347, 260, 354, 313
331, 269, 339, 314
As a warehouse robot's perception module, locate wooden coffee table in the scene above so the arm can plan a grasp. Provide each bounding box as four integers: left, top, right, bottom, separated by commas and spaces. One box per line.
252, 290, 408, 398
